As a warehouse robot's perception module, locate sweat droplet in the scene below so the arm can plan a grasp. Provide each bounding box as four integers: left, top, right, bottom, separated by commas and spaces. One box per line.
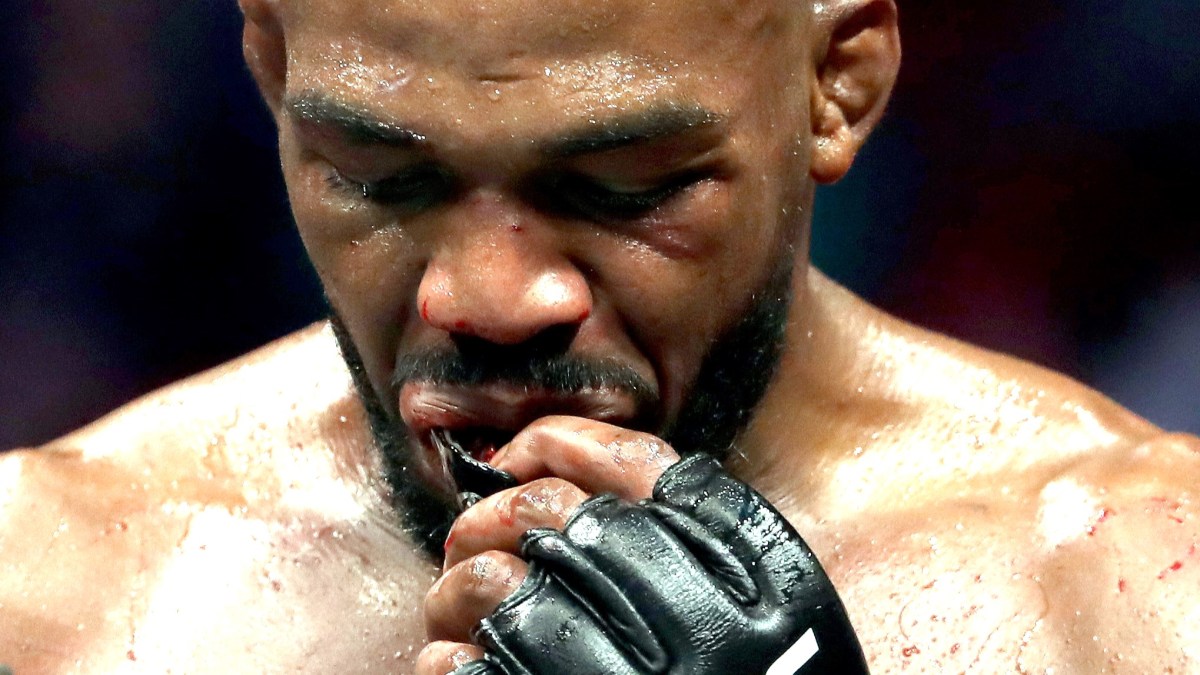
487, 88, 502, 102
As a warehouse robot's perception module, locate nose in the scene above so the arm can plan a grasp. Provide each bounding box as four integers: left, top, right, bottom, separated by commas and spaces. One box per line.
416, 204, 592, 346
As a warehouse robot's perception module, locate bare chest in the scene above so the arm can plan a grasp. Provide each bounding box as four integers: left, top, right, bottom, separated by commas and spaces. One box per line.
4, 505, 437, 674
806, 502, 1122, 674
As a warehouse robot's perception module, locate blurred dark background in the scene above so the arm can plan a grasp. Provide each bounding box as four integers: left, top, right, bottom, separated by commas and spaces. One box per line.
2, 1, 1198, 449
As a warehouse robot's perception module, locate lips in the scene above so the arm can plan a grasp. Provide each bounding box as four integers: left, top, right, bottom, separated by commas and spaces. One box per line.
398, 380, 645, 465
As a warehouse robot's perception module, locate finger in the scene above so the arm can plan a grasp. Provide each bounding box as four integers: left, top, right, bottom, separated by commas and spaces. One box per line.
490, 416, 680, 500
425, 551, 528, 644
414, 641, 487, 675
444, 477, 589, 571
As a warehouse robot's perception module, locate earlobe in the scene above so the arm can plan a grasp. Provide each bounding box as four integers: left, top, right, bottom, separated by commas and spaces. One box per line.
240, 0, 287, 113
809, 0, 901, 184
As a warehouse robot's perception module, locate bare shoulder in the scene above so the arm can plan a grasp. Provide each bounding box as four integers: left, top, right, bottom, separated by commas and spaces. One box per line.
827, 268, 1158, 455
0, 444, 186, 667
0, 322, 411, 671
0, 319, 377, 563
47, 320, 371, 475
785, 270, 1162, 514
792, 272, 1197, 670
1016, 432, 1200, 671
830, 432, 1200, 672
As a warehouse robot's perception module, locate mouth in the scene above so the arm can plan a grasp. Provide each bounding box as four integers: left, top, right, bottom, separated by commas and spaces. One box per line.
398, 380, 646, 493
439, 426, 514, 464
429, 429, 520, 509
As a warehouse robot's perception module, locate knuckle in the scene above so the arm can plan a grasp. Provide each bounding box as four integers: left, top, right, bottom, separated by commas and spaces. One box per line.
510, 418, 560, 452
413, 644, 445, 673
458, 551, 524, 600
509, 478, 586, 522
612, 431, 676, 464
416, 641, 482, 674
456, 479, 578, 533
594, 429, 674, 478
514, 476, 579, 503
515, 415, 598, 449
424, 552, 525, 636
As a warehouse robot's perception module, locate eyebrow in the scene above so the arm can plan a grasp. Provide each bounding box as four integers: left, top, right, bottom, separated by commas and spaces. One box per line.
541, 105, 725, 158
284, 92, 723, 156
285, 93, 425, 147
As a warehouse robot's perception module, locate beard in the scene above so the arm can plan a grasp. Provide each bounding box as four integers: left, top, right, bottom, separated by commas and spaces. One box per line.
330, 254, 794, 558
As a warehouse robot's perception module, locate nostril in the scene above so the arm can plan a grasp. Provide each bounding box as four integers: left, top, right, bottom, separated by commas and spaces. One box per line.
451, 323, 580, 362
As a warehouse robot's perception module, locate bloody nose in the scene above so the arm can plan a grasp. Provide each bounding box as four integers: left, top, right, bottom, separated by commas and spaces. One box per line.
416, 229, 592, 346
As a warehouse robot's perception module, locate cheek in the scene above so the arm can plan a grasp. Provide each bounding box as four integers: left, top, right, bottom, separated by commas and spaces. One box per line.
285, 160, 425, 387
610, 258, 745, 418
589, 189, 778, 408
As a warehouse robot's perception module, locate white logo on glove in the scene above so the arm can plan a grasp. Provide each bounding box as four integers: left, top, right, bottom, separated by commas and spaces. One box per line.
766, 628, 819, 675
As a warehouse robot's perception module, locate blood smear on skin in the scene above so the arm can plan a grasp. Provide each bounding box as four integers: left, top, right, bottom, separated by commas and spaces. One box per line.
1157, 561, 1184, 580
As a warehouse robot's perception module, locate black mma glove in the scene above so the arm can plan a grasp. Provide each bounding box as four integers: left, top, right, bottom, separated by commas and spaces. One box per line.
448, 453, 870, 675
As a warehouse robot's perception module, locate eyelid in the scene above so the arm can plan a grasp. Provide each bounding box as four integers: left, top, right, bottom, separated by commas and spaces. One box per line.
325, 166, 368, 197
591, 178, 668, 195
598, 169, 710, 199
324, 163, 457, 209
537, 169, 710, 221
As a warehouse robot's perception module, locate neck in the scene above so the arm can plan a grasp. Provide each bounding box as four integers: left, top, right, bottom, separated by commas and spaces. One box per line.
727, 264, 890, 509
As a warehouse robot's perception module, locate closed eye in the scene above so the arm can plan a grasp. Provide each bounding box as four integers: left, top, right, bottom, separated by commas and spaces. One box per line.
532, 171, 706, 222
326, 164, 457, 211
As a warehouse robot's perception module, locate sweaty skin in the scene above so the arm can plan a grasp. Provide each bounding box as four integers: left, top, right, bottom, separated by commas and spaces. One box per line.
3, 289, 1197, 672
3, 0, 1199, 673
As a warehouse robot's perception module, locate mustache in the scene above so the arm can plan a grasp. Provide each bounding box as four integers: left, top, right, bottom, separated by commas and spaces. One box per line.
389, 349, 660, 423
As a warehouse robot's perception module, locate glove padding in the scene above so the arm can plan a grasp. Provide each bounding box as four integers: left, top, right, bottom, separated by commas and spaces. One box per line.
450, 455, 869, 674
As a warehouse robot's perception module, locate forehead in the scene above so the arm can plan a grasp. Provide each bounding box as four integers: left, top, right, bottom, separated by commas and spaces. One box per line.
279, 0, 805, 123
283, 0, 794, 61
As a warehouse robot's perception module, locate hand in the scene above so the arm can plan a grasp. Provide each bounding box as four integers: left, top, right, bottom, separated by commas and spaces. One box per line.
416, 417, 869, 674
418, 416, 680, 674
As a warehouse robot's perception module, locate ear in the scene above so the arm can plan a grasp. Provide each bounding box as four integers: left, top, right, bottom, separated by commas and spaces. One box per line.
809, 0, 901, 184
239, 0, 287, 113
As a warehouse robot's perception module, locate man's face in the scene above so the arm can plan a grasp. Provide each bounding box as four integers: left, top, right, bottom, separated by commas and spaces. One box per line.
274, 0, 817, 518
